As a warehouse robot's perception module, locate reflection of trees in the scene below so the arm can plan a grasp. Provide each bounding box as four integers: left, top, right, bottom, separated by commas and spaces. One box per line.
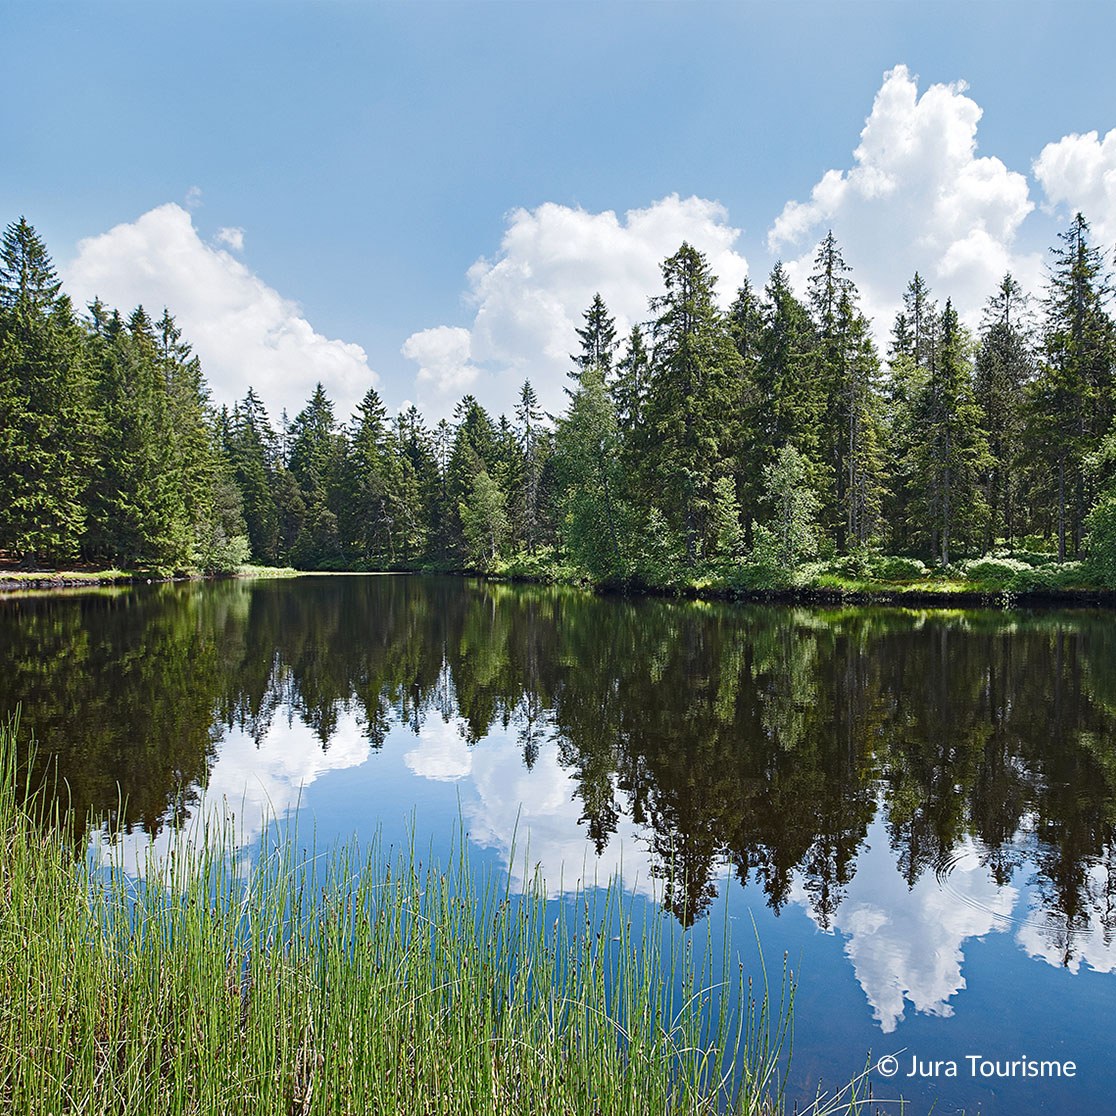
5, 581, 1116, 949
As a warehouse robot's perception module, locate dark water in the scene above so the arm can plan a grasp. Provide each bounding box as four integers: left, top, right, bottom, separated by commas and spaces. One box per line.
3, 574, 1115, 1114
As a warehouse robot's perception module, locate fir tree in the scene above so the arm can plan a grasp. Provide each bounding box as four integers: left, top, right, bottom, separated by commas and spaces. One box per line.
0, 219, 91, 560
1030, 213, 1115, 558
974, 274, 1036, 549
643, 243, 743, 559
907, 301, 991, 565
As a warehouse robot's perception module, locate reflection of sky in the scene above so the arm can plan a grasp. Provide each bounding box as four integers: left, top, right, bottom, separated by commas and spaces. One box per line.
93, 708, 374, 874
93, 699, 1113, 1048
404, 716, 660, 899
1015, 860, 1116, 975
792, 819, 1017, 1032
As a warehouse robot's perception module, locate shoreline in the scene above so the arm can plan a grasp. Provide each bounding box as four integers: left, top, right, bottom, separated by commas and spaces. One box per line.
3, 563, 1115, 610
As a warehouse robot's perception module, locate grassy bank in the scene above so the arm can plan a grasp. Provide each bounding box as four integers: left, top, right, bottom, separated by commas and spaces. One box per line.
478, 546, 1115, 607
0, 563, 298, 592
0, 720, 813, 1116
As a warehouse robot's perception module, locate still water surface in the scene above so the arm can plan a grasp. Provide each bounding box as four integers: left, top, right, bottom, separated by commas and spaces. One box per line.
3, 575, 1115, 1113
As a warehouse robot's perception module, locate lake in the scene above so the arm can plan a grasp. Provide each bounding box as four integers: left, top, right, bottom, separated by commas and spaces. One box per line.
2, 574, 1114, 1114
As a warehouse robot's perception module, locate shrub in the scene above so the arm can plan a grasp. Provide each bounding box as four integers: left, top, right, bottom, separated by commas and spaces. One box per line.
1084, 494, 1116, 588
868, 555, 928, 581
961, 557, 1034, 588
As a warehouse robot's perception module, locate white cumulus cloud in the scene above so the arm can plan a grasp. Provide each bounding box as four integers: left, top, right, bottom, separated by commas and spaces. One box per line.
215, 225, 245, 252
1034, 128, 1116, 247
64, 203, 377, 422
401, 326, 480, 397
403, 194, 749, 420
769, 64, 1039, 334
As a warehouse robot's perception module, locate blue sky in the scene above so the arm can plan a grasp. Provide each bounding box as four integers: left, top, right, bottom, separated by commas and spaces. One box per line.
6, 2, 1116, 424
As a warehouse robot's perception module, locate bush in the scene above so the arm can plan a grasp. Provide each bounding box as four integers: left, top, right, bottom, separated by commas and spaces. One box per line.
962, 555, 1086, 591
962, 556, 1034, 588
1011, 561, 1085, 591
868, 555, 928, 581
1085, 494, 1116, 588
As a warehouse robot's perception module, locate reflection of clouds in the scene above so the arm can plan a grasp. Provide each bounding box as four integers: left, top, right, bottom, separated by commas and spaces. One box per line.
795, 823, 1016, 1033
403, 718, 660, 900
1015, 860, 1116, 974
402, 717, 474, 782
94, 709, 373, 875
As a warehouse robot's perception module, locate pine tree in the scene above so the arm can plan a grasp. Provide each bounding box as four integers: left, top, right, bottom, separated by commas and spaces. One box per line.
570, 292, 617, 388
907, 301, 991, 565
643, 243, 743, 559
1030, 213, 1115, 558
0, 219, 91, 560
973, 274, 1036, 549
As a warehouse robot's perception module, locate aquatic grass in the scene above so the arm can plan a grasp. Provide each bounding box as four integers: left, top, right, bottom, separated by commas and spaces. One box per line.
1, 720, 797, 1115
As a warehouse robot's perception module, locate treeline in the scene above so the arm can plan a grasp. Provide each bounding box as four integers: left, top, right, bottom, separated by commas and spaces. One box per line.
2, 215, 1115, 579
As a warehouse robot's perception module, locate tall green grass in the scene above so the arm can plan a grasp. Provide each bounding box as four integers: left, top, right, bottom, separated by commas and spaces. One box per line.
0, 718, 803, 1115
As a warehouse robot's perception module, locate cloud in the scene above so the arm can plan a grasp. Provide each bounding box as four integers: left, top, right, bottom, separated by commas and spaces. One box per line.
401, 326, 480, 397
769, 65, 1039, 334
63, 203, 377, 422
402, 194, 749, 420
215, 225, 245, 252
1033, 128, 1116, 246
185, 185, 203, 210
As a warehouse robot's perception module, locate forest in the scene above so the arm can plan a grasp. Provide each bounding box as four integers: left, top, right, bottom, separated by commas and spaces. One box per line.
2, 214, 1115, 590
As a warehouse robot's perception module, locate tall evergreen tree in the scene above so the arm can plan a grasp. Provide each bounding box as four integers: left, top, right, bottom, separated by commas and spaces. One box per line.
288, 383, 344, 568
343, 387, 399, 564
973, 274, 1036, 549
0, 218, 91, 559
643, 243, 743, 559
1030, 213, 1115, 558
806, 233, 886, 550
906, 301, 991, 565
570, 292, 618, 388
884, 273, 942, 552
515, 380, 545, 553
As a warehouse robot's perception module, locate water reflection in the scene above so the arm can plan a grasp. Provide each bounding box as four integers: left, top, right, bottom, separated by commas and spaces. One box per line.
4, 576, 1116, 986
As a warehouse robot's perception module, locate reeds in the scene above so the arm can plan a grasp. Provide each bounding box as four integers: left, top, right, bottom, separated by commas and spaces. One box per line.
0, 719, 791, 1115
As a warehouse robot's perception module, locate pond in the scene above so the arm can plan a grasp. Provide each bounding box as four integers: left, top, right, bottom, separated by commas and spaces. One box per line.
2, 574, 1114, 1114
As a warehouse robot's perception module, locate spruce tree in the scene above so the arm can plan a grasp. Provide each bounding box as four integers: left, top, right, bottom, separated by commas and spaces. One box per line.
806, 233, 886, 551
974, 274, 1036, 549
515, 380, 545, 553
643, 243, 743, 559
1030, 213, 1115, 558
570, 292, 617, 388
907, 301, 991, 565
0, 219, 91, 560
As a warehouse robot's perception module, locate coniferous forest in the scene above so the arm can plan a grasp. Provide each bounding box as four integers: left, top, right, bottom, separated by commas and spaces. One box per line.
3, 214, 1116, 591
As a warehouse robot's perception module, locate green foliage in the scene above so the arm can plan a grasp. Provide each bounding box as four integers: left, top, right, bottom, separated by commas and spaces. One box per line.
868, 555, 928, 581
554, 365, 632, 582
1084, 494, 1116, 587
760, 445, 820, 568
458, 468, 509, 570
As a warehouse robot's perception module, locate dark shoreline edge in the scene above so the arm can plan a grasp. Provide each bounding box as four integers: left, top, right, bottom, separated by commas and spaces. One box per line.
6, 566, 1115, 611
